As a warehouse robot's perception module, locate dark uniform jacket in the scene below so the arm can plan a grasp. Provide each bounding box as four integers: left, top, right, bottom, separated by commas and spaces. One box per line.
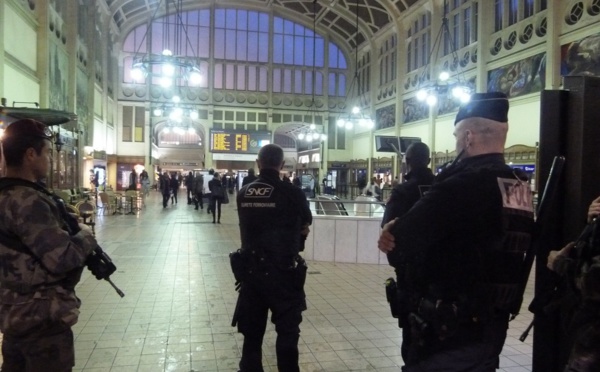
389, 153, 535, 314
0, 179, 96, 336
237, 169, 312, 263
382, 167, 435, 227
242, 173, 257, 187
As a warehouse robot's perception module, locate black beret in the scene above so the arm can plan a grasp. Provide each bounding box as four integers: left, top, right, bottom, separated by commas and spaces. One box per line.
454, 92, 509, 125
3, 118, 53, 140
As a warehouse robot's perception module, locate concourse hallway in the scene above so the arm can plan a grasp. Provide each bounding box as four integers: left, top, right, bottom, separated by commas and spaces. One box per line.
0, 191, 534, 371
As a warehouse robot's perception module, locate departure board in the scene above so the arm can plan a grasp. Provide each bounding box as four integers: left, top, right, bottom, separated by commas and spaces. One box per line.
209, 130, 271, 154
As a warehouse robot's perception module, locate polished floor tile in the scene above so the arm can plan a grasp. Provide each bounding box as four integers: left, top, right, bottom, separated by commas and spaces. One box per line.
0, 191, 534, 371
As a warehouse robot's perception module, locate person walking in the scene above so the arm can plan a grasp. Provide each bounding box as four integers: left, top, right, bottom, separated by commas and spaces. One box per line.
128, 167, 137, 191
0, 119, 97, 371
233, 144, 312, 372
140, 170, 150, 205
193, 173, 204, 210
208, 172, 224, 223
378, 92, 535, 371
185, 171, 194, 205
169, 172, 179, 204
160, 171, 171, 208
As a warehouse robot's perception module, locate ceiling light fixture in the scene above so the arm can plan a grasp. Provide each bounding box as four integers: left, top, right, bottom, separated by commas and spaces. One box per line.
129, 0, 202, 87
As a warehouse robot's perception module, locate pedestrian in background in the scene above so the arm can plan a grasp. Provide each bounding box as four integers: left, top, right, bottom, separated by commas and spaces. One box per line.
170, 172, 179, 204
185, 171, 194, 205
208, 172, 224, 223
160, 171, 171, 208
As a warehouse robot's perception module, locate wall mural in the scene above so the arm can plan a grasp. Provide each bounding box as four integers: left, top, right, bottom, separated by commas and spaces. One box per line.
49, 42, 68, 110
403, 96, 429, 124
487, 52, 546, 98
561, 32, 600, 76
376, 104, 395, 130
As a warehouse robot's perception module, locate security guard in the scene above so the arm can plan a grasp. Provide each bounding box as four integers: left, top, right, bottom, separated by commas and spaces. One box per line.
381, 141, 434, 364
378, 92, 535, 371
234, 144, 312, 372
0, 119, 97, 371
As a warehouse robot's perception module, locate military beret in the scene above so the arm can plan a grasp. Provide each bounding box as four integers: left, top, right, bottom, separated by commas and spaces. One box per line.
3, 118, 53, 140
454, 92, 509, 125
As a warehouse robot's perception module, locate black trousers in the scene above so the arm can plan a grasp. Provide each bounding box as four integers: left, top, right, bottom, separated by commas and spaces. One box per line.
404, 314, 509, 372
236, 269, 306, 372
212, 197, 222, 222
162, 193, 170, 208
2, 324, 74, 372
194, 192, 203, 209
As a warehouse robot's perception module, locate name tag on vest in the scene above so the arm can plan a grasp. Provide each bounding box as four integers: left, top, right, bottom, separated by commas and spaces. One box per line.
497, 177, 534, 212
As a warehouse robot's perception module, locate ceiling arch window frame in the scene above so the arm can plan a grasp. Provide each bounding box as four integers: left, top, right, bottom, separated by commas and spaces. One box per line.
444, 1, 478, 55
406, 11, 431, 74
120, 7, 347, 97
494, 0, 548, 32
379, 33, 397, 87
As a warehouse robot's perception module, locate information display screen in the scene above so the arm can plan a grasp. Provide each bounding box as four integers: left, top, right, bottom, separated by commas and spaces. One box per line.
209, 130, 271, 154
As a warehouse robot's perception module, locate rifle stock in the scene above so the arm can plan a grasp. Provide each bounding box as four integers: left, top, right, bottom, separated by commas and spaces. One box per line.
517, 156, 565, 341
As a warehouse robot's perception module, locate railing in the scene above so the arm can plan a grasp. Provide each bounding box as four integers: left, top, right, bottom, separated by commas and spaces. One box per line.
309, 198, 386, 219
319, 185, 393, 201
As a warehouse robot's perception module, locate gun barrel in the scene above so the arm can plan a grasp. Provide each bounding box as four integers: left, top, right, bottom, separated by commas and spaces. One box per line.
105, 278, 125, 297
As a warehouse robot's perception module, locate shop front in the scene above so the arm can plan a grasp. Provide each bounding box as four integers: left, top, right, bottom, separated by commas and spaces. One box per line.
297, 148, 321, 195
327, 161, 350, 197
349, 159, 369, 199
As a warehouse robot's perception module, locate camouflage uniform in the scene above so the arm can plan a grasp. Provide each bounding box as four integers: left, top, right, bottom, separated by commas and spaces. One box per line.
0, 180, 96, 371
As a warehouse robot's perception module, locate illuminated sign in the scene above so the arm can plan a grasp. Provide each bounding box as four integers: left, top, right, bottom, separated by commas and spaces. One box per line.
209, 130, 271, 154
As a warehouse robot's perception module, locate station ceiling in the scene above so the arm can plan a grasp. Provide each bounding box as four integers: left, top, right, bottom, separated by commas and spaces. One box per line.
105, 0, 421, 50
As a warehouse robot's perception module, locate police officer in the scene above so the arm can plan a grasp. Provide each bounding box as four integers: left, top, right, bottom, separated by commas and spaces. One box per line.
382, 142, 434, 227
381, 141, 434, 364
378, 92, 535, 371
0, 119, 97, 371
235, 144, 312, 372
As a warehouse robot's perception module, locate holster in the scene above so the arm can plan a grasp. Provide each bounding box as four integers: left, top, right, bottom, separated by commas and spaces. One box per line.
385, 278, 400, 318
293, 255, 307, 289
229, 249, 248, 283
385, 278, 410, 327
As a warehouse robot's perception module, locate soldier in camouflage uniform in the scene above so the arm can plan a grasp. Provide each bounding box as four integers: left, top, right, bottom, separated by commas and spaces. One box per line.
0, 119, 97, 371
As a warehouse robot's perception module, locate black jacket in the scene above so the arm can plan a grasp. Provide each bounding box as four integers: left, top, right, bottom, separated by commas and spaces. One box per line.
237, 169, 312, 262
389, 154, 535, 310
242, 173, 257, 186
382, 167, 435, 227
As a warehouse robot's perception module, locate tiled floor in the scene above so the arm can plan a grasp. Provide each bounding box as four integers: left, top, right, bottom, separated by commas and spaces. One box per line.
0, 191, 534, 371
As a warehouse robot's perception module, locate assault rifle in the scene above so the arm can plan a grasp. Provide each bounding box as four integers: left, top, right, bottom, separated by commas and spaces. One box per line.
517, 156, 565, 341
53, 195, 125, 298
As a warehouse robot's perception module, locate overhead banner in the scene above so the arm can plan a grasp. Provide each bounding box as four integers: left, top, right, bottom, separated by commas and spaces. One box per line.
209, 129, 271, 154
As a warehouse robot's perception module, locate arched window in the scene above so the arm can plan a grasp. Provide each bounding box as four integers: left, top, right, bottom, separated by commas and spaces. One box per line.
121, 8, 347, 96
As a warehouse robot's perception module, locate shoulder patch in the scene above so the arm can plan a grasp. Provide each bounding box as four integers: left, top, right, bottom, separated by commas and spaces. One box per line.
243, 182, 274, 198
496, 177, 533, 212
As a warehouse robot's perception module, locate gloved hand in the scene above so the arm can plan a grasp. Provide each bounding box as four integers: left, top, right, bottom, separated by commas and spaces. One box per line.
86, 250, 116, 280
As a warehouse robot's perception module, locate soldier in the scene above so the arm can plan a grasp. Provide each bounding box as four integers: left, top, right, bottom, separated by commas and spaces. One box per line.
234, 144, 312, 372
381, 141, 435, 364
378, 92, 535, 371
0, 119, 97, 371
